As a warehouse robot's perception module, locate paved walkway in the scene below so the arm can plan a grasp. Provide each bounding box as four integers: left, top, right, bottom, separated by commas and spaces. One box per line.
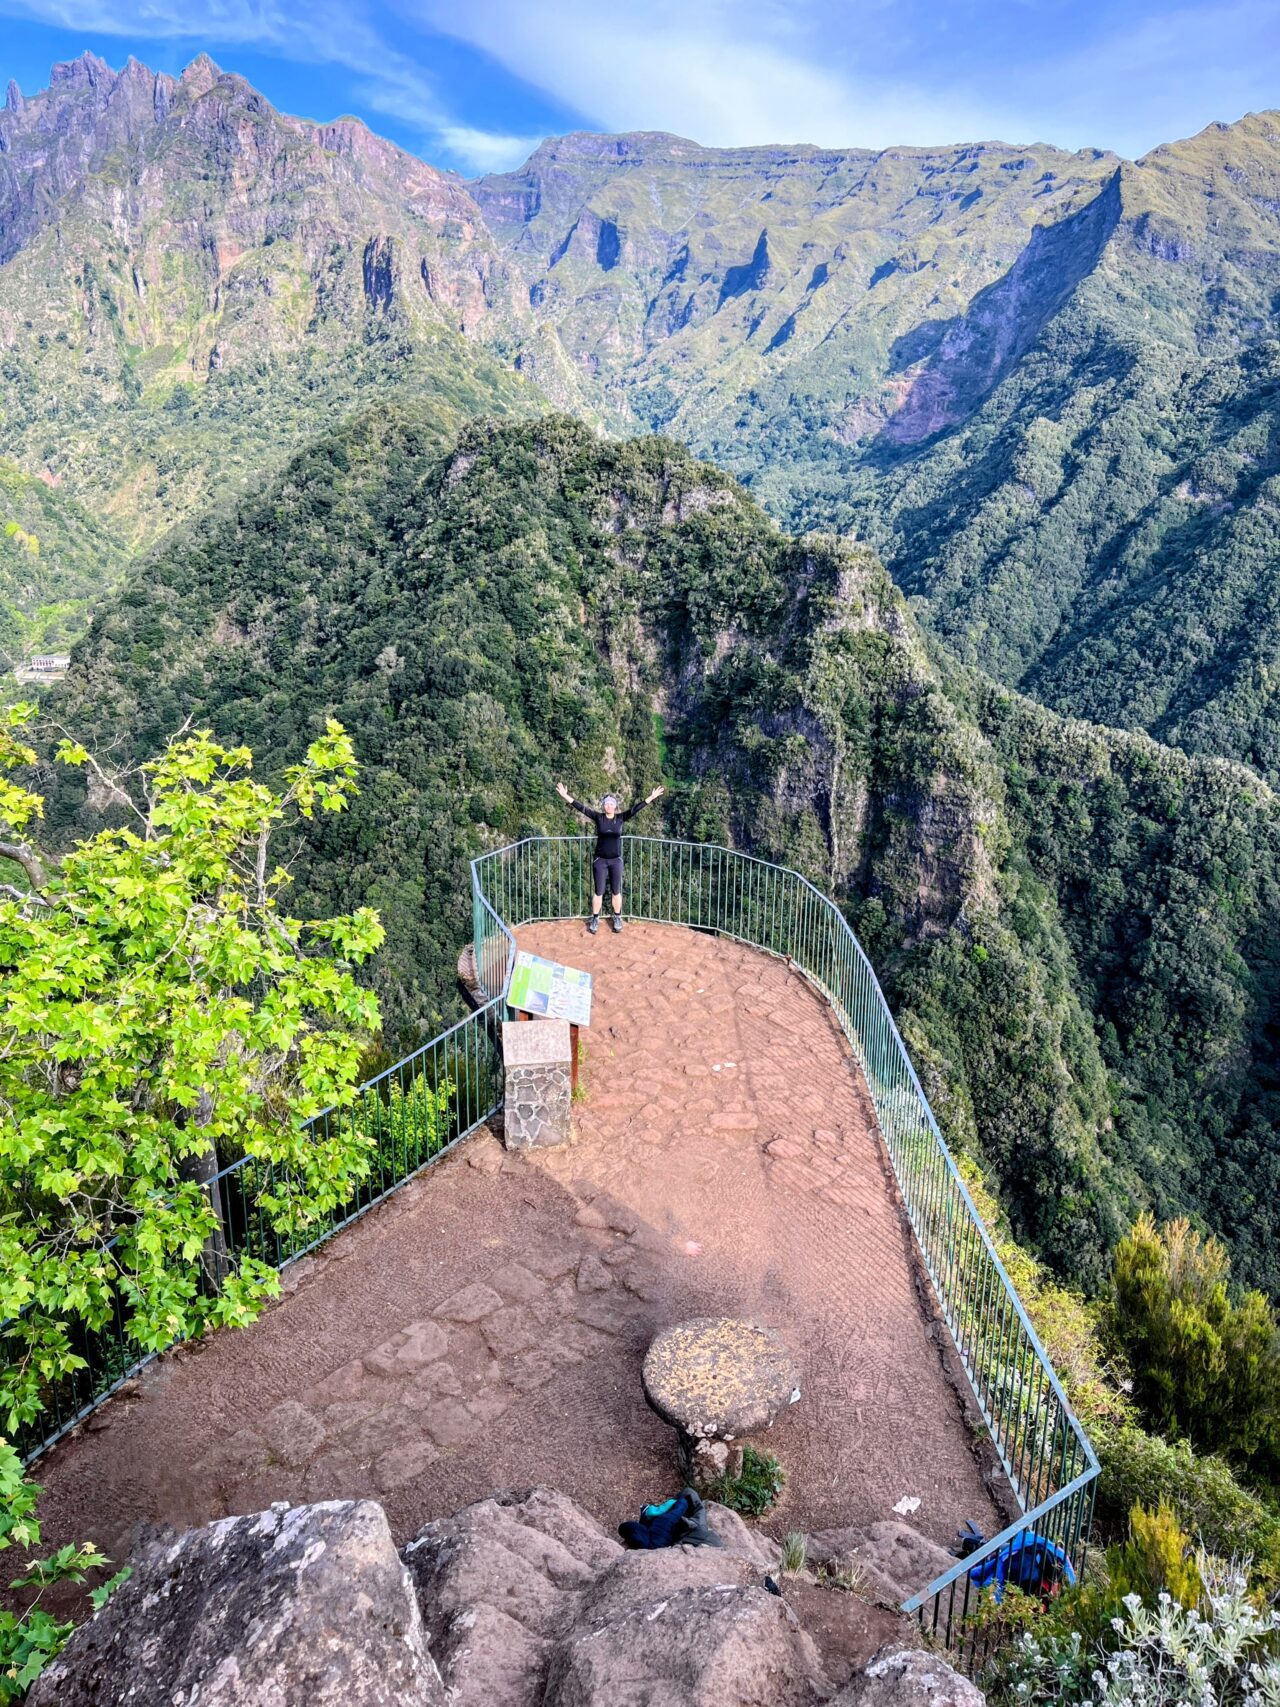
30, 922, 1001, 1596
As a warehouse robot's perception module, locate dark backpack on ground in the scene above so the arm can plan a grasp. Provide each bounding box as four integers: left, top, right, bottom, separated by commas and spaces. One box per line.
619, 1487, 720, 1549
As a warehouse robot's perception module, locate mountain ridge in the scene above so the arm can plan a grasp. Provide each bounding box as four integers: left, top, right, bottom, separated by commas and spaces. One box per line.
6, 52, 1280, 776
44, 408, 1280, 1298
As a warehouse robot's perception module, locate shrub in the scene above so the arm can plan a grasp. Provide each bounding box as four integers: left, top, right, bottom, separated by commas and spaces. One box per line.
0, 1440, 127, 1703
990, 1556, 1280, 1705
1093, 1422, 1280, 1593
956, 1160, 1280, 1593
707, 1447, 785, 1516
1110, 1215, 1280, 1476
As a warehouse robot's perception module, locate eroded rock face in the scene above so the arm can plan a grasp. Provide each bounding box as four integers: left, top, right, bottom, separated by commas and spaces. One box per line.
403, 1485, 826, 1707
28, 1499, 444, 1706
547, 1555, 824, 1707
832, 1643, 986, 1705
35, 1489, 984, 1706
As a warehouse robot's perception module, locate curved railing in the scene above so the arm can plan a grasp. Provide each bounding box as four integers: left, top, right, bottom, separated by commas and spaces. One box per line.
12, 831, 1096, 1664
471, 836, 1099, 1657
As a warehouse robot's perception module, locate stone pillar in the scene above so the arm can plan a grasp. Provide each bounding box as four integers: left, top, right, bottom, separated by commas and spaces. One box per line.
501, 1019, 573, 1150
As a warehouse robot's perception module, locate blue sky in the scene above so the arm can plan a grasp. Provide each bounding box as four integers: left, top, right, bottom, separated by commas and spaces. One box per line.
1, 1, 1277, 175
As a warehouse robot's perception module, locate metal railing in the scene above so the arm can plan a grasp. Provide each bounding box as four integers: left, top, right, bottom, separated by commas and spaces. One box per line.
11, 1002, 503, 1463
13, 830, 1096, 1667
471, 836, 1099, 1658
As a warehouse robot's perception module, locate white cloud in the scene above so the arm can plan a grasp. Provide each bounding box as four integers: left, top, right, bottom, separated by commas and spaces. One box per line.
1014, 0, 1280, 153
4, 0, 1275, 165
433, 123, 543, 173
406, 0, 996, 150
405, 0, 1279, 158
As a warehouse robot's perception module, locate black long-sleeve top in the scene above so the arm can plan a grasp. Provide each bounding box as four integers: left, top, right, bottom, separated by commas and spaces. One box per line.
569, 797, 649, 859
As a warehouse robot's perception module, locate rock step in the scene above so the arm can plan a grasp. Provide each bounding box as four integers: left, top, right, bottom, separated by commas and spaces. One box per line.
35, 1491, 984, 1706
806, 1517, 958, 1608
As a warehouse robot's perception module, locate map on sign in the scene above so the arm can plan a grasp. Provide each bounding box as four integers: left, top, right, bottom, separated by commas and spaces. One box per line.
508, 951, 594, 1027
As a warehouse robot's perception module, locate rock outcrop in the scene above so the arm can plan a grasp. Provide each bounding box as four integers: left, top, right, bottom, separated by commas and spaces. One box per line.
807, 1519, 958, 1608
832, 1645, 986, 1705
35, 1488, 984, 1706
404, 1486, 824, 1706
28, 1499, 444, 1705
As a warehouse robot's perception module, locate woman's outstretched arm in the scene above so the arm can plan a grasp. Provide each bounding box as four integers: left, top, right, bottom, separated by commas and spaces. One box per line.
622, 785, 666, 821
556, 781, 595, 819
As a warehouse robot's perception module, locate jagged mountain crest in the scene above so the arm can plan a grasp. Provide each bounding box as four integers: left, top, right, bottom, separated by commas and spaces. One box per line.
0, 50, 545, 559
5, 53, 1280, 776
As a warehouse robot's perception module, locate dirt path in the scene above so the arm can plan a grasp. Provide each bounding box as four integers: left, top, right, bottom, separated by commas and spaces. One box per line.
29, 922, 1000, 1597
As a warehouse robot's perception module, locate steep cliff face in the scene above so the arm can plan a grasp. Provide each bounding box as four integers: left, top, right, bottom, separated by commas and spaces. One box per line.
466, 113, 1280, 783
786, 115, 1280, 778
0, 52, 537, 552
471, 129, 1122, 444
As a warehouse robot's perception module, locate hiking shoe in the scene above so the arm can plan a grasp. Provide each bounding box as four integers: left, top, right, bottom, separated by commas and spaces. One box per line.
587, 914, 600, 934
611, 914, 623, 933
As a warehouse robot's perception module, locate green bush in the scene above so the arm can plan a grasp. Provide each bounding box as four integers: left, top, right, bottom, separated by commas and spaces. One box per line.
0, 1439, 127, 1703
957, 1160, 1280, 1593
988, 1546, 1280, 1705
706, 1447, 785, 1517
1092, 1421, 1280, 1593
1110, 1215, 1280, 1476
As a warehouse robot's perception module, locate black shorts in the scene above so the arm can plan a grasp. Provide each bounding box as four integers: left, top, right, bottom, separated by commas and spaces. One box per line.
593, 855, 624, 898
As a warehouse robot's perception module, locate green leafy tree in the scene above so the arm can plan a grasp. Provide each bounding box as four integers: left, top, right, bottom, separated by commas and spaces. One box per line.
0, 1437, 128, 1703
1111, 1215, 1280, 1475
0, 705, 385, 1438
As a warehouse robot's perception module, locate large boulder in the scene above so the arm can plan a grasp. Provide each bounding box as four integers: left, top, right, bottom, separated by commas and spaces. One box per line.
547, 1551, 825, 1707
832, 1645, 986, 1706
28, 1499, 443, 1706
403, 1485, 825, 1707
32, 1489, 983, 1707
402, 1486, 619, 1706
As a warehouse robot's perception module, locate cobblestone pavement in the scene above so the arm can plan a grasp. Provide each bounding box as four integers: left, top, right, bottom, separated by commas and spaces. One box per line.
31, 922, 1001, 1595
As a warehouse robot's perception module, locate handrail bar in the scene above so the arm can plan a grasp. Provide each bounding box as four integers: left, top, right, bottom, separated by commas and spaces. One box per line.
899, 1463, 1100, 1614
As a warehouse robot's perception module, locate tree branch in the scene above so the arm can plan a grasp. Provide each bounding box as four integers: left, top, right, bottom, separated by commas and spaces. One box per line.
0, 839, 48, 891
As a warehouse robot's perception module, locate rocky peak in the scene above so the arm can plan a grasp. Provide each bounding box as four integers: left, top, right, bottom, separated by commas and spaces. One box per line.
4, 79, 22, 113
48, 50, 114, 93
180, 51, 223, 97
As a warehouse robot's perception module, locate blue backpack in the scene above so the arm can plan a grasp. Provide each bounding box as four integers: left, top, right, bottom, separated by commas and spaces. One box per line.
618, 1488, 717, 1550
968, 1531, 1076, 1602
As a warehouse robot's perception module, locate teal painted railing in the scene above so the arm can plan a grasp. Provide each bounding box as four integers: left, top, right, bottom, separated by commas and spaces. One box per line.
471, 836, 1099, 1659
10, 1002, 505, 1463
13, 831, 1097, 1667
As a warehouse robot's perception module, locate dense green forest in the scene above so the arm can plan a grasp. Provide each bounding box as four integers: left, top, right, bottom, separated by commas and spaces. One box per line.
47, 412, 1280, 1300
821, 312, 1280, 785
0, 463, 128, 654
